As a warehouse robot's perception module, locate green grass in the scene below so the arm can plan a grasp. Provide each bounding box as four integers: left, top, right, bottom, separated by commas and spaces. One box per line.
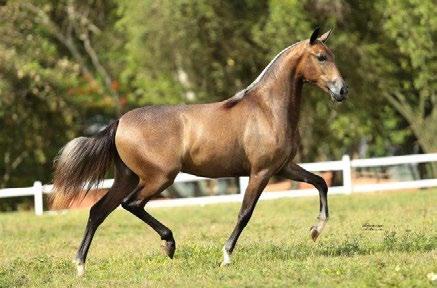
1, 189, 436, 287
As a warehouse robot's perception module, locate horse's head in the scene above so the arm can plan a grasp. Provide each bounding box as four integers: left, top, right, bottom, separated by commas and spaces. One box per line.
300, 27, 348, 102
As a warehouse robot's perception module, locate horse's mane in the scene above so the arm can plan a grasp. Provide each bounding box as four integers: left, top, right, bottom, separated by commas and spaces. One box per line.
224, 41, 301, 108
223, 89, 247, 108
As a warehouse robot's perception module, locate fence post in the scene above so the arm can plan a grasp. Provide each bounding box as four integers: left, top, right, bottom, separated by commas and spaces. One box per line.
342, 155, 352, 194
33, 181, 43, 216
239, 177, 249, 197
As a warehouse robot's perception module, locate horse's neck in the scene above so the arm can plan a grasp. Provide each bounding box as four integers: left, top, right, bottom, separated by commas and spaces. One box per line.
287, 77, 303, 128
250, 53, 304, 131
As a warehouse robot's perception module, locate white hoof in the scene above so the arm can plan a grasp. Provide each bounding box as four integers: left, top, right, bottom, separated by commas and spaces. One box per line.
220, 246, 232, 267
220, 261, 230, 267
76, 262, 85, 277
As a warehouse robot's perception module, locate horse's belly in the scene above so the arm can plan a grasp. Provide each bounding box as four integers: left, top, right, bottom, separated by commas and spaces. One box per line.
181, 146, 248, 178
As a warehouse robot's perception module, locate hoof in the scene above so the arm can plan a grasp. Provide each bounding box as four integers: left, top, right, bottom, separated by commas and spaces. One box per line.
73, 259, 85, 277
310, 218, 327, 242
310, 226, 320, 241
77, 263, 85, 277
220, 246, 232, 267
161, 240, 176, 259
220, 261, 231, 267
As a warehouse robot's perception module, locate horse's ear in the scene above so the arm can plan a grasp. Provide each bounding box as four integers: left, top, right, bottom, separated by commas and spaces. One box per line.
309, 27, 320, 45
318, 29, 332, 43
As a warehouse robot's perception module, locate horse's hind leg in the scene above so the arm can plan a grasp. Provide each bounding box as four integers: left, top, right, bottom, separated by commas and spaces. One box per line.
121, 173, 177, 259
278, 162, 328, 241
74, 159, 139, 276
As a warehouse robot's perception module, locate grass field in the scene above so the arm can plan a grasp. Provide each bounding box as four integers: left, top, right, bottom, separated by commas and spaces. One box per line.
1, 189, 436, 287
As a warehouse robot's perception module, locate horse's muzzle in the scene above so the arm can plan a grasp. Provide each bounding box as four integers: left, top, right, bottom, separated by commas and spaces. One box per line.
328, 80, 348, 102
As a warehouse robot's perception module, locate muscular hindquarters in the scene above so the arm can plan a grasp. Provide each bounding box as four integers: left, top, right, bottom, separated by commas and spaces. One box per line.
115, 106, 185, 183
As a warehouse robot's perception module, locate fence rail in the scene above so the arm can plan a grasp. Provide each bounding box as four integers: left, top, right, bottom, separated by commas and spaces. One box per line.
1, 153, 436, 215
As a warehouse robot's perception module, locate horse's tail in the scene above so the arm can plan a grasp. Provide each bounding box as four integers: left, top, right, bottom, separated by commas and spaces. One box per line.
51, 120, 119, 209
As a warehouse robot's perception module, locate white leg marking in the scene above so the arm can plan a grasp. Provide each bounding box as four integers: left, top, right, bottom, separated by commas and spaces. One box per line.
220, 246, 232, 267
317, 219, 327, 234
76, 262, 85, 277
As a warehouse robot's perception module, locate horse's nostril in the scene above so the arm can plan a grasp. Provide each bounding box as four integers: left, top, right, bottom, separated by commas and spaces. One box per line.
340, 86, 348, 96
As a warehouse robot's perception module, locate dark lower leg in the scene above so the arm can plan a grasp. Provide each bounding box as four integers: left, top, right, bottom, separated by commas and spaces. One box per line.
75, 194, 110, 265
222, 172, 270, 265
224, 206, 256, 254
121, 179, 176, 258
75, 161, 138, 274
75, 186, 137, 265
278, 163, 329, 240
122, 198, 176, 258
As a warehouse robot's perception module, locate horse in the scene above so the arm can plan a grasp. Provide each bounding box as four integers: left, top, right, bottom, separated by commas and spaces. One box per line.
52, 27, 348, 276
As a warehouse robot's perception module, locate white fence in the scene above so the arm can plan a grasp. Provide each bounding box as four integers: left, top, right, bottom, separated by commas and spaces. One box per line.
1, 153, 437, 216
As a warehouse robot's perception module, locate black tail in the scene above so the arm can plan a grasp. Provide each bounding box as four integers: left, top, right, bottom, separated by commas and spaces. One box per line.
51, 120, 119, 208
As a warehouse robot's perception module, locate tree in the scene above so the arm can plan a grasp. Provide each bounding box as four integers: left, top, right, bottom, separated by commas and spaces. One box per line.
0, 0, 121, 187
371, 0, 436, 155
0, 3, 79, 186
116, 0, 269, 105
1, 0, 433, 192
19, 0, 123, 115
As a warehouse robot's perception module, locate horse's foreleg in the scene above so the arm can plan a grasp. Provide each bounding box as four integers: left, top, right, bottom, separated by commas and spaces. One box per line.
278, 162, 328, 241
221, 171, 270, 266
121, 176, 176, 259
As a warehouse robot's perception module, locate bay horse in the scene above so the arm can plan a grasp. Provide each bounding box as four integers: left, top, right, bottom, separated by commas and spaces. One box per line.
52, 28, 348, 276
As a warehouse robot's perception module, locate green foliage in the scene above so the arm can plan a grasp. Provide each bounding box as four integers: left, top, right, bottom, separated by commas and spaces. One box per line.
0, 0, 120, 188
0, 189, 436, 287
115, 0, 185, 105
253, 0, 310, 52
369, 0, 437, 154
116, 0, 269, 103
0, 4, 80, 186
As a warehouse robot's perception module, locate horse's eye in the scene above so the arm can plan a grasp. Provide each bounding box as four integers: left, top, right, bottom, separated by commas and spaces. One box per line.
317, 54, 327, 62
